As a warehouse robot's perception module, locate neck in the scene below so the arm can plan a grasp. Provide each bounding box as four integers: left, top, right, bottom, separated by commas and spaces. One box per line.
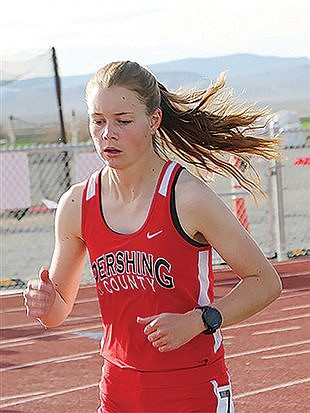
105, 155, 166, 203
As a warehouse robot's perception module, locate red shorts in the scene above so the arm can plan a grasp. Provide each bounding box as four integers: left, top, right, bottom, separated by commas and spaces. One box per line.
98, 358, 234, 413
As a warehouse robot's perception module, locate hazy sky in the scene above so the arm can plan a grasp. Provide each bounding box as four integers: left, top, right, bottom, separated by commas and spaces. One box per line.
1, 0, 309, 77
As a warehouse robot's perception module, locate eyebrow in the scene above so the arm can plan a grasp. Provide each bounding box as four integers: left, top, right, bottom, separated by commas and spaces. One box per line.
92, 111, 134, 116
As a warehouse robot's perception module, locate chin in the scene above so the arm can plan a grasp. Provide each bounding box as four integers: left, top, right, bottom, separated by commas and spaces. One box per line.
104, 159, 124, 170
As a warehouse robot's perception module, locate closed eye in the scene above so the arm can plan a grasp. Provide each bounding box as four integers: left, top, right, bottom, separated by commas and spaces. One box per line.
92, 119, 105, 125
117, 120, 132, 125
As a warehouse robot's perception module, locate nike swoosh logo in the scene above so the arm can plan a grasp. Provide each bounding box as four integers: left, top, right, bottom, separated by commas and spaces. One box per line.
147, 230, 163, 239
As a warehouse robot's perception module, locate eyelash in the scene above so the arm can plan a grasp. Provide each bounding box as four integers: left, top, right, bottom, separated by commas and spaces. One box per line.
118, 120, 132, 125
92, 120, 132, 125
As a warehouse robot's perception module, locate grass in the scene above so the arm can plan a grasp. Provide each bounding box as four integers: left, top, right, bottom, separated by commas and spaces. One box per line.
300, 117, 310, 128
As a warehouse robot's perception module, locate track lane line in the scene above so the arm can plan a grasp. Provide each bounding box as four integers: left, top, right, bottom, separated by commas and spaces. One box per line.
251, 326, 301, 335
261, 349, 310, 359
0, 350, 99, 372
281, 304, 310, 311
234, 377, 310, 399
226, 339, 310, 359
3, 313, 101, 329
0, 297, 98, 314
278, 290, 310, 299
0, 382, 99, 409
0, 323, 104, 347
1, 391, 46, 401
223, 312, 310, 330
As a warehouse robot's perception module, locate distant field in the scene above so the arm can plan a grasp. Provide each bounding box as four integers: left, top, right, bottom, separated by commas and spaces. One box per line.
300, 117, 310, 128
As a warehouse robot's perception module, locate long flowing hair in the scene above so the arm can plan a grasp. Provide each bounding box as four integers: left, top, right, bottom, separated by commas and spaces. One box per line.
86, 60, 280, 196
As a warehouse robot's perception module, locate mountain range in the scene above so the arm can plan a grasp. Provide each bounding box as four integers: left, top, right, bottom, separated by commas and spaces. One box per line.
1, 53, 309, 125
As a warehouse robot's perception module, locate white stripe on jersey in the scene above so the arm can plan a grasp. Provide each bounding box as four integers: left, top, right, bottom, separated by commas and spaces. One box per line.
158, 161, 177, 197
198, 251, 223, 352
197, 250, 210, 306
86, 172, 98, 200
213, 329, 223, 353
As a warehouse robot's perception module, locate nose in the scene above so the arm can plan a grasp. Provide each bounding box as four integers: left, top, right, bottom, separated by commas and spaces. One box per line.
101, 122, 118, 141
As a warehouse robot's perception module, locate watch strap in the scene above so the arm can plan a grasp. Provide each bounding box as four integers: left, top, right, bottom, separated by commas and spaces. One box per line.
196, 305, 222, 335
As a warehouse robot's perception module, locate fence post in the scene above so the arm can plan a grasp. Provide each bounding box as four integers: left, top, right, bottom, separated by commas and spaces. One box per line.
7, 115, 16, 146
265, 164, 276, 258
269, 122, 287, 260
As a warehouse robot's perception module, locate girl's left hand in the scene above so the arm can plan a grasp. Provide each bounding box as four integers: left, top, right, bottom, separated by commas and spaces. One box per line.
137, 310, 204, 352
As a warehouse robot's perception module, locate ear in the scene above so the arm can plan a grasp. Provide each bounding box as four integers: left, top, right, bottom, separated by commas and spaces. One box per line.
150, 108, 162, 132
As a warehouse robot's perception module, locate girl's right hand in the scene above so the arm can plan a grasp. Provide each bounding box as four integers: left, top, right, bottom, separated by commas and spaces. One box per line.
23, 267, 56, 319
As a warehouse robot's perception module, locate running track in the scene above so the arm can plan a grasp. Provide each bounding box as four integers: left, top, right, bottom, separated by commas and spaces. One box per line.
1, 259, 309, 413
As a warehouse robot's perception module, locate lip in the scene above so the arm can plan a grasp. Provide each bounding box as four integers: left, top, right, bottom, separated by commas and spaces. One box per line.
103, 146, 122, 158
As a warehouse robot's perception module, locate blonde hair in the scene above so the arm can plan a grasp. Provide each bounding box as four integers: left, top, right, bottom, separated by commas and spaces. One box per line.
86, 60, 280, 195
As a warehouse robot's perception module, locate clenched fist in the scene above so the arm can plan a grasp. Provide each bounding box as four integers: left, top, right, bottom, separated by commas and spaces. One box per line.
137, 310, 204, 352
23, 267, 56, 319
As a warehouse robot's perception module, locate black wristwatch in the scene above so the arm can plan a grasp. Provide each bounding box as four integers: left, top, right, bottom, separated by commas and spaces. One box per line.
197, 306, 223, 335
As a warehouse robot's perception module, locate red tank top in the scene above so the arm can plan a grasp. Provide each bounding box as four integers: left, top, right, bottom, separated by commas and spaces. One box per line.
82, 161, 224, 371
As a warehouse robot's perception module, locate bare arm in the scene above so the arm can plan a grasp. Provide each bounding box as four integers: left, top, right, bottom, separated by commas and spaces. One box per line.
177, 171, 282, 330
24, 183, 87, 328
139, 171, 282, 351
191, 181, 281, 327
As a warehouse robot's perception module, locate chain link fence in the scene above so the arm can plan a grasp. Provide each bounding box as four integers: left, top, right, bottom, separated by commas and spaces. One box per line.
1, 141, 309, 287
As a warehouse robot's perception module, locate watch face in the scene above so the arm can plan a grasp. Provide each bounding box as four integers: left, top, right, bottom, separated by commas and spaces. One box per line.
203, 307, 222, 329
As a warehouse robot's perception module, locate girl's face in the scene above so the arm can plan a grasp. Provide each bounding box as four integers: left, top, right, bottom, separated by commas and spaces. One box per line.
87, 85, 161, 170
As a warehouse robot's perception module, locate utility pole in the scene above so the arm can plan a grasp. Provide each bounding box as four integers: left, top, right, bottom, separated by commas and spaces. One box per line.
51, 47, 70, 190
52, 47, 67, 144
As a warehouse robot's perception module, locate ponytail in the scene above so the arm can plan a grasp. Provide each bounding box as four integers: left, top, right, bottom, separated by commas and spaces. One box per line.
154, 73, 280, 195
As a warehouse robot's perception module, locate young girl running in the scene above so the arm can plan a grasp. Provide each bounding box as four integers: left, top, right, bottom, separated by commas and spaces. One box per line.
24, 61, 282, 412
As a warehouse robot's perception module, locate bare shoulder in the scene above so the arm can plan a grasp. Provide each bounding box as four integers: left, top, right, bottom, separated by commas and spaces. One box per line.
56, 181, 86, 238
58, 181, 85, 208
175, 168, 223, 210
175, 168, 240, 243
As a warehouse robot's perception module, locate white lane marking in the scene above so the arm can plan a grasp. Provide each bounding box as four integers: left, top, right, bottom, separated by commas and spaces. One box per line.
215, 271, 309, 287
1, 391, 46, 401
0, 382, 98, 409
0, 350, 99, 372
281, 304, 310, 311
0, 290, 24, 297
54, 355, 94, 363
278, 290, 310, 299
0, 323, 103, 347
0, 297, 98, 314
214, 280, 237, 286
280, 271, 310, 278
58, 335, 88, 341
261, 349, 310, 359
282, 285, 310, 291
252, 326, 301, 335
75, 297, 98, 304
234, 377, 310, 399
216, 286, 309, 299
223, 312, 310, 330
1, 314, 101, 329
1, 341, 36, 348
0, 306, 25, 314
226, 339, 310, 359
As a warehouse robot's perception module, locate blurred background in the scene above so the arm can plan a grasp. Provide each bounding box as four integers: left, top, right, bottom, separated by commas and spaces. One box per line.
1, 0, 309, 289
